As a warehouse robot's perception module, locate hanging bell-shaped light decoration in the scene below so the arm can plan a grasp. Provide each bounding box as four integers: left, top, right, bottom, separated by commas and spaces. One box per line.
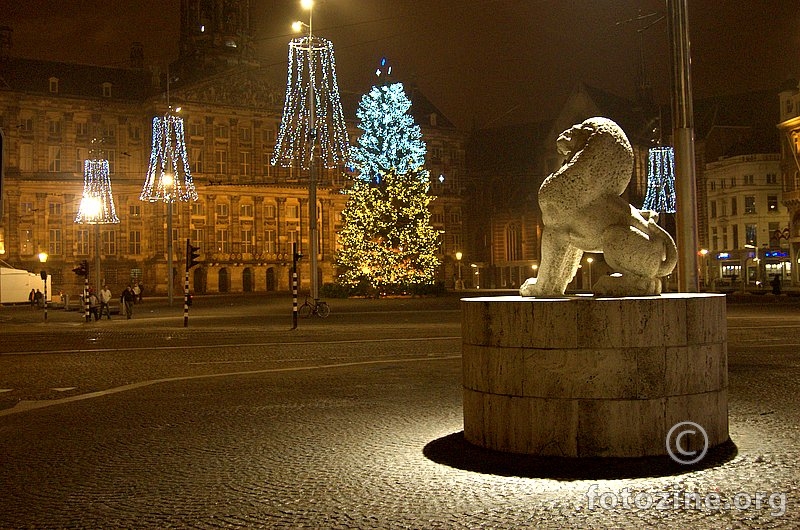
643, 145, 677, 214
75, 144, 120, 224
140, 108, 197, 203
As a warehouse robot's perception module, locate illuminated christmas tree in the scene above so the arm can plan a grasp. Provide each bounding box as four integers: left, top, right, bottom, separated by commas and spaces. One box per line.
350, 80, 425, 184
336, 167, 441, 293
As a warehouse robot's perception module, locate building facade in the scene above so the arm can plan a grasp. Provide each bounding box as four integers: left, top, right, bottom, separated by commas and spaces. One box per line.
704, 154, 790, 289
777, 82, 800, 288
0, 14, 467, 298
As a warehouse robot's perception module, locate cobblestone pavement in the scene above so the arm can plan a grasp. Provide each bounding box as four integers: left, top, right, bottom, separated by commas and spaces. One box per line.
0, 294, 799, 528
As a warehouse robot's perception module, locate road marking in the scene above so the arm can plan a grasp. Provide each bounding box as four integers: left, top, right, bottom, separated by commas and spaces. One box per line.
52, 387, 77, 392
0, 354, 462, 417
1, 336, 460, 356
0, 389, 12, 393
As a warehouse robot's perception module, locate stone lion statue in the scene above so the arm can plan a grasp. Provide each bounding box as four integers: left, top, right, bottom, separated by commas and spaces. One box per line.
520, 117, 677, 297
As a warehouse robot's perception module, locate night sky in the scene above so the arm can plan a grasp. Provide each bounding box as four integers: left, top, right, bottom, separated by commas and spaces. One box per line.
4, 0, 799, 129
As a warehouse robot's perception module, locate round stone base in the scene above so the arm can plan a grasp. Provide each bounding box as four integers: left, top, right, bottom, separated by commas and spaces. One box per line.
461, 294, 729, 458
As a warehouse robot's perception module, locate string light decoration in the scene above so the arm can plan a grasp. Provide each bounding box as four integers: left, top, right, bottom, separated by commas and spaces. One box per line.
336, 167, 441, 294
75, 154, 119, 225
140, 110, 197, 202
643, 146, 676, 213
350, 79, 426, 184
270, 35, 349, 169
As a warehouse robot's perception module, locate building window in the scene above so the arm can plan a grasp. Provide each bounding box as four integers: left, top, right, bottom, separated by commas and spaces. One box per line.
265, 203, 276, 219
75, 121, 88, 137
216, 203, 229, 218
102, 230, 116, 255
730, 177, 736, 187
731, 224, 739, 249
19, 144, 33, 171
768, 195, 779, 212
710, 200, 717, 218
709, 181, 716, 191
711, 227, 718, 251
505, 224, 522, 261
744, 174, 755, 185
766, 173, 778, 184
128, 231, 141, 254
48, 229, 62, 255
215, 123, 229, 139
216, 229, 230, 253
215, 149, 228, 174
48, 117, 62, 136
190, 121, 204, 138
745, 224, 757, 247
191, 202, 205, 216
48, 202, 62, 216
263, 128, 275, 144
48, 146, 61, 172
191, 229, 204, 246
191, 148, 204, 174
49, 77, 59, 93
240, 228, 253, 254
265, 229, 276, 253
76, 147, 88, 172
240, 203, 254, 218
239, 126, 252, 143
129, 204, 141, 217
19, 229, 33, 255
129, 124, 141, 141
722, 227, 728, 250
18, 116, 33, 133
731, 197, 737, 216
744, 196, 756, 214
286, 204, 300, 219
76, 229, 89, 255
240, 151, 251, 176
102, 82, 112, 97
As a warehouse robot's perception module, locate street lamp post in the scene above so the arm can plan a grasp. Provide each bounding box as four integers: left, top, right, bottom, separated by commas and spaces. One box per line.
699, 248, 709, 289
293, 0, 319, 301
471, 263, 479, 289
455, 251, 463, 289
38, 252, 48, 321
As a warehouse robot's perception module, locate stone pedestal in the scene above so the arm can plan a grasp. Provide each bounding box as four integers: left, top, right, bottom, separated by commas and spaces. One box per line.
461, 294, 729, 458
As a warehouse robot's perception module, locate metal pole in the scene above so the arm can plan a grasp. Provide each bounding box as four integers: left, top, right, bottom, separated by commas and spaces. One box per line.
292, 242, 299, 330
183, 269, 190, 327
94, 223, 101, 296
668, 0, 699, 292
43, 276, 47, 322
307, 11, 320, 302
84, 276, 90, 323
167, 200, 174, 305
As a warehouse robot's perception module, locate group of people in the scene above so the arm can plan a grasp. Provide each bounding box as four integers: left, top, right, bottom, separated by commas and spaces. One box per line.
28, 289, 44, 309
83, 282, 143, 321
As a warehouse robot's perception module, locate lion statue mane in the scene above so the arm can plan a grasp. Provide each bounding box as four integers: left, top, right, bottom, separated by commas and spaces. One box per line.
520, 117, 677, 297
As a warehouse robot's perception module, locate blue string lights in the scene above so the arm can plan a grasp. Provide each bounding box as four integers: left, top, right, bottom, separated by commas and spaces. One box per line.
140, 110, 197, 203
271, 35, 349, 169
643, 146, 676, 214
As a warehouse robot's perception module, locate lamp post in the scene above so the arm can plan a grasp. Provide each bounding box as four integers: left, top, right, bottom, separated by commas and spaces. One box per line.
471, 263, 479, 289
38, 252, 47, 321
293, 0, 320, 301
455, 251, 463, 289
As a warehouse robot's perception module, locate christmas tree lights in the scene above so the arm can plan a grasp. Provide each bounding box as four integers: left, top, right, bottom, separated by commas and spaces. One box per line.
643, 146, 676, 213
336, 168, 441, 293
75, 158, 119, 224
350, 81, 425, 183
140, 110, 197, 202
271, 36, 349, 169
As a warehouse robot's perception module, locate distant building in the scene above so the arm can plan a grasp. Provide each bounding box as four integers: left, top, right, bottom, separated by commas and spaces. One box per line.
0, 7, 467, 296
777, 80, 800, 288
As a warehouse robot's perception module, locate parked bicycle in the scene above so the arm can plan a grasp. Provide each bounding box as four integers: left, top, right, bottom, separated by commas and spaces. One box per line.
298, 297, 330, 318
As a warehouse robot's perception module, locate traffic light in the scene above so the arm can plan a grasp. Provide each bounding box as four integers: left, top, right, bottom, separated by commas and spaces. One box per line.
72, 259, 88, 277
186, 239, 201, 271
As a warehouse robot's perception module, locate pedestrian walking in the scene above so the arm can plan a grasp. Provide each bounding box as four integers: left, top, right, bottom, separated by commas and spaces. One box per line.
121, 285, 135, 319
137, 282, 144, 303
28, 289, 36, 309
132, 283, 141, 304
99, 285, 113, 319
88, 289, 100, 321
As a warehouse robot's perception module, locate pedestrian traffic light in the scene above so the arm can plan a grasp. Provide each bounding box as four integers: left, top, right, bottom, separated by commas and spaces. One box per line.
186, 239, 201, 271
72, 259, 88, 277
294, 250, 303, 262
